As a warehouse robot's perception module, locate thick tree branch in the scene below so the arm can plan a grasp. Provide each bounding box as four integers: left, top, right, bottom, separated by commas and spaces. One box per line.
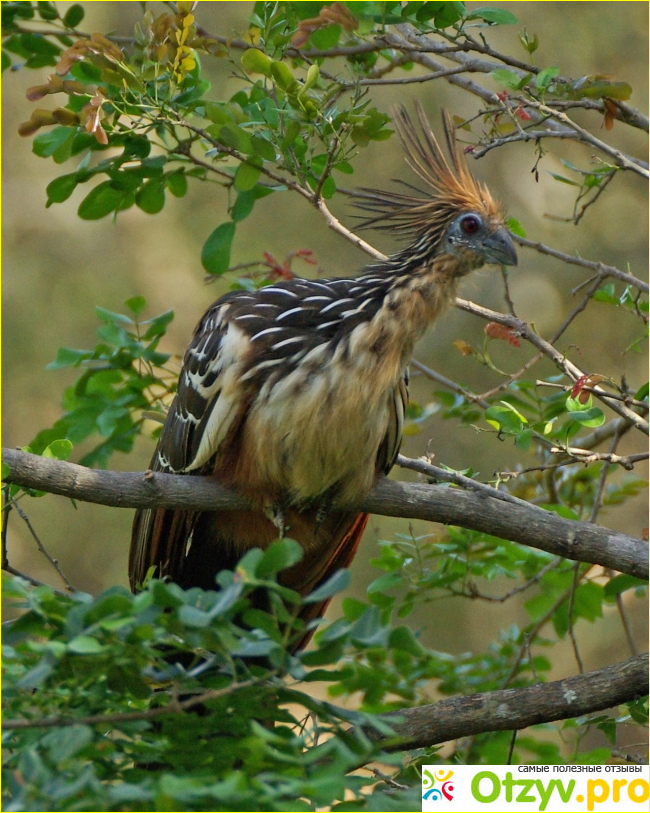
369, 653, 648, 752
2, 449, 646, 579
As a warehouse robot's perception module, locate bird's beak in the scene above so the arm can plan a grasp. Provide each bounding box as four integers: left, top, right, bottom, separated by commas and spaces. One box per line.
482, 227, 518, 267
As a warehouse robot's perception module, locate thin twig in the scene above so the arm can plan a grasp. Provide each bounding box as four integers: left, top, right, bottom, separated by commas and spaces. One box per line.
452, 556, 563, 603
396, 453, 529, 509
513, 236, 647, 294
455, 298, 649, 435
615, 593, 639, 657
519, 98, 648, 178
1, 489, 10, 569
1, 679, 259, 731
566, 563, 585, 674
2, 563, 70, 595
536, 381, 649, 411
410, 358, 489, 408
506, 730, 518, 765
314, 197, 386, 260
502, 568, 593, 687
11, 502, 75, 593
547, 447, 647, 471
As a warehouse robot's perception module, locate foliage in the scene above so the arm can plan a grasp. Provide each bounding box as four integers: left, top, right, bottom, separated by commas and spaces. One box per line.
2, 542, 425, 812
2, 2, 648, 809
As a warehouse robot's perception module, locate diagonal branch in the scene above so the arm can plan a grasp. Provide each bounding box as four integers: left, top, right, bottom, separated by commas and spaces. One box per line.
455, 299, 650, 435
366, 653, 648, 752
2, 449, 647, 579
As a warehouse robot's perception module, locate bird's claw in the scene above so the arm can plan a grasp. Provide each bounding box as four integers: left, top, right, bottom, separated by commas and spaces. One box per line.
264, 505, 286, 538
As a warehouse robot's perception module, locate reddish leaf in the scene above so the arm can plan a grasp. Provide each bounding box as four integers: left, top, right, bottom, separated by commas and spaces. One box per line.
571, 373, 605, 403
484, 322, 520, 347
291, 3, 357, 48
603, 99, 618, 131
515, 103, 532, 121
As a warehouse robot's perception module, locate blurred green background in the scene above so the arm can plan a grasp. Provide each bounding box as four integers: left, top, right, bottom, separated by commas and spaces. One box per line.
2, 1, 648, 695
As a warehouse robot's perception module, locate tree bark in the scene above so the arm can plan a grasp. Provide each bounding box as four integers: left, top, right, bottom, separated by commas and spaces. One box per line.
370, 653, 649, 751
2, 448, 647, 579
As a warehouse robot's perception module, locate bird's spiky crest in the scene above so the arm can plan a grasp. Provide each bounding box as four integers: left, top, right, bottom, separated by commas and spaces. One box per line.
354, 102, 503, 239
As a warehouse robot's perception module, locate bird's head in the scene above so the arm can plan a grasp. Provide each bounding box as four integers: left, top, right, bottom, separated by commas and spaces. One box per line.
354, 103, 517, 276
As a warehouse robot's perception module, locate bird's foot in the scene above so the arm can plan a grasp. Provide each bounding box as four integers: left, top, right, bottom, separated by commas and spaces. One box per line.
264, 505, 286, 538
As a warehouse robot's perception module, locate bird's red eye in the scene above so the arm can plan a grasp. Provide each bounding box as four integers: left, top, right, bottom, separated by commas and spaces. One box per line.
460, 215, 481, 235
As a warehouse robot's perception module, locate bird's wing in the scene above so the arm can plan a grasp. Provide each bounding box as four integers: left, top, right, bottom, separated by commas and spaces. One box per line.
377, 366, 409, 475
157, 294, 253, 474
129, 295, 252, 588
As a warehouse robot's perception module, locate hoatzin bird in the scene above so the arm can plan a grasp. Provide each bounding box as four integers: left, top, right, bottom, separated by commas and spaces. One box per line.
129, 103, 517, 651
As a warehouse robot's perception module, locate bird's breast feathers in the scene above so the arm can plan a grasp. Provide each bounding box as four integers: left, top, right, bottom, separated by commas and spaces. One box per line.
157, 279, 430, 507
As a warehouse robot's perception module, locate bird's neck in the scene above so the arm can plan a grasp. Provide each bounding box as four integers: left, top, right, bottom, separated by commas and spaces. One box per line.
355, 251, 464, 355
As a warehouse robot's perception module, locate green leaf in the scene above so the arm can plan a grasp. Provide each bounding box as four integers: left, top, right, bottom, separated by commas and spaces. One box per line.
63, 4, 84, 27
593, 283, 618, 305
489, 68, 522, 90
388, 625, 424, 656
270, 60, 297, 92
485, 403, 525, 433
350, 606, 387, 646
241, 47, 272, 76
37, 1, 58, 20
234, 157, 263, 192
67, 635, 107, 654
178, 605, 211, 628
514, 428, 533, 450
42, 439, 73, 461
604, 574, 647, 600
304, 570, 350, 604
308, 24, 342, 50
45, 173, 78, 206
33, 126, 75, 158
77, 182, 126, 220
367, 573, 402, 594
433, 1, 465, 27
46, 347, 93, 370
252, 135, 276, 161
44, 724, 93, 764
548, 172, 580, 186
219, 123, 254, 154
231, 190, 256, 222
536, 66, 560, 90
124, 296, 146, 316
505, 216, 526, 238
573, 583, 604, 622
466, 7, 518, 25
135, 179, 166, 214
567, 407, 606, 428
95, 306, 134, 325
257, 538, 304, 577
142, 309, 174, 339
201, 221, 236, 275
166, 171, 188, 198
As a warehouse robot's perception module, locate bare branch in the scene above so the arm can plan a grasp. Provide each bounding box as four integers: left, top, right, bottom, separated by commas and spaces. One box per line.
513, 236, 648, 294
455, 299, 650, 435
2, 449, 647, 579
520, 98, 649, 177
367, 653, 648, 752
